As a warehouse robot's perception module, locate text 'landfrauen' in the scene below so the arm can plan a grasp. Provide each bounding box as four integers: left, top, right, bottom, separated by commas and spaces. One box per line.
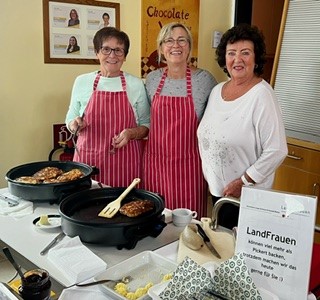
246, 227, 297, 245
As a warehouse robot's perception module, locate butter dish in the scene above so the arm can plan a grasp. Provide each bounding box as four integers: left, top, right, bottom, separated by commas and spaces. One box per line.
33, 214, 61, 230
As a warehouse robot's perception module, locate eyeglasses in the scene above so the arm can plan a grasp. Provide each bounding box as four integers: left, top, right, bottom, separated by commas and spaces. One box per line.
100, 47, 125, 56
162, 37, 189, 47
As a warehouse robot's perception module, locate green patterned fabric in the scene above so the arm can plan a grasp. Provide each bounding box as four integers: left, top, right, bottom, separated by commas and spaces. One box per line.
160, 253, 262, 300
160, 257, 214, 299
212, 252, 262, 300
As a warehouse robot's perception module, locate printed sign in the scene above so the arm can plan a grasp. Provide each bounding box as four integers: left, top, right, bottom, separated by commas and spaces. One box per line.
236, 187, 317, 300
141, 0, 199, 78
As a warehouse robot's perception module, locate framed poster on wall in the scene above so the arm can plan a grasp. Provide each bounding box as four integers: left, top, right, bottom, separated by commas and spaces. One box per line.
43, 0, 120, 64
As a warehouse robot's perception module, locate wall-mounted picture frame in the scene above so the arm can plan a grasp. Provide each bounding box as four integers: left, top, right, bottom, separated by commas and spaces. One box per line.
43, 0, 120, 64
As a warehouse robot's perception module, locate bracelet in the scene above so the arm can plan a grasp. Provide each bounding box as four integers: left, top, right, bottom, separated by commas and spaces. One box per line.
241, 174, 254, 186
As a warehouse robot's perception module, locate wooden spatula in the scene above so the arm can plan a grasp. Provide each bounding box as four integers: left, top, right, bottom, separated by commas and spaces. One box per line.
98, 178, 141, 218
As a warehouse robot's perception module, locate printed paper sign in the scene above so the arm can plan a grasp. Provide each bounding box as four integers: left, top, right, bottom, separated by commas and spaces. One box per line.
236, 187, 317, 300
141, 0, 200, 78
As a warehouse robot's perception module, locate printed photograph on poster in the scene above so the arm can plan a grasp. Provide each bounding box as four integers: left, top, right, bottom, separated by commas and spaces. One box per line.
141, 0, 200, 78
52, 34, 81, 55
43, 0, 120, 64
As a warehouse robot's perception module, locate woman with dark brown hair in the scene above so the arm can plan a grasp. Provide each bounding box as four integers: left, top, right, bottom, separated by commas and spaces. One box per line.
198, 24, 288, 229
65, 27, 150, 187
68, 9, 80, 27
66, 36, 80, 54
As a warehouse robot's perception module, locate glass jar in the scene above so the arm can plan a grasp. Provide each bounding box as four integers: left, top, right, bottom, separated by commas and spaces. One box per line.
18, 269, 51, 300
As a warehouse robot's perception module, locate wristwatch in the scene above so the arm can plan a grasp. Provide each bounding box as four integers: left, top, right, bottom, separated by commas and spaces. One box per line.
241, 174, 254, 186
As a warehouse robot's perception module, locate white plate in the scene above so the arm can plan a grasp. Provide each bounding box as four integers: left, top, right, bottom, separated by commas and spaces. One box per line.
33, 215, 61, 230
0, 282, 22, 300
95, 251, 178, 300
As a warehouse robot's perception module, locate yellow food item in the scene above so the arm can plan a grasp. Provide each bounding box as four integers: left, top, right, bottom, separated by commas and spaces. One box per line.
114, 282, 128, 296
134, 287, 147, 298
162, 273, 173, 281
39, 215, 50, 225
126, 292, 137, 300
114, 281, 154, 299
145, 282, 153, 289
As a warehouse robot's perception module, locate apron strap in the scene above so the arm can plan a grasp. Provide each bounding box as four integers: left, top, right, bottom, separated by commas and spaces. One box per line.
186, 67, 192, 97
93, 73, 101, 91
119, 71, 126, 92
155, 69, 167, 96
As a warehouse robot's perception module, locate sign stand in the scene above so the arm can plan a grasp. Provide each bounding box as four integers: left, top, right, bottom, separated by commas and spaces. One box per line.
236, 187, 317, 300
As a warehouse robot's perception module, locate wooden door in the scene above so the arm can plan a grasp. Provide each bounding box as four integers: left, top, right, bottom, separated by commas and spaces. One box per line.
273, 145, 320, 243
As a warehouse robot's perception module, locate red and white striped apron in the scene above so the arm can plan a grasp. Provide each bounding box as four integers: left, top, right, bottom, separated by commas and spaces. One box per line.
73, 72, 143, 187
143, 67, 207, 217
